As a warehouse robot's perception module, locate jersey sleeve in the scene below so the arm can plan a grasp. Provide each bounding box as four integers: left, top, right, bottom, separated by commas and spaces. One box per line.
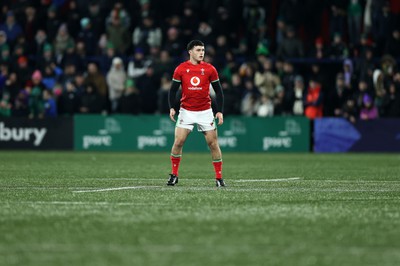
172, 65, 182, 83
209, 65, 219, 83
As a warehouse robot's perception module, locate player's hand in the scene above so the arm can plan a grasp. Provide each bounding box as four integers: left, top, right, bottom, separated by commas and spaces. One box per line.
215, 112, 223, 126
169, 108, 176, 122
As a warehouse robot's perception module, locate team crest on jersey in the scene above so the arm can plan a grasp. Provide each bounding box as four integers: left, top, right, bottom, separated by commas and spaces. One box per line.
201, 68, 205, 75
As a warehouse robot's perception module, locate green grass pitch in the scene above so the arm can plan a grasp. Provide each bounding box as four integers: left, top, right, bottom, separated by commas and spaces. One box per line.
1, 151, 400, 266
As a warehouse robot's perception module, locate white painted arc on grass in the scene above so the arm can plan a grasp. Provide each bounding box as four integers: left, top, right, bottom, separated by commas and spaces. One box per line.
73, 186, 163, 193
234, 177, 301, 182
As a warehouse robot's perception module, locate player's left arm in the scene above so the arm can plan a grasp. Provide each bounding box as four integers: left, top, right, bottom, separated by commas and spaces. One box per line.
211, 80, 224, 125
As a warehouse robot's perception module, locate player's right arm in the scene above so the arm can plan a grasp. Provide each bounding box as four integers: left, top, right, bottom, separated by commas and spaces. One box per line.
169, 66, 182, 122
168, 80, 181, 122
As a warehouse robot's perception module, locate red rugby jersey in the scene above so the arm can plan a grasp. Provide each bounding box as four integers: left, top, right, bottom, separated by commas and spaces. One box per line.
172, 60, 219, 111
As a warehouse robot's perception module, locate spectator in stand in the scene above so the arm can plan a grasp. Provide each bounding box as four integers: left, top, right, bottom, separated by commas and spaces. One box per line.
43, 89, 57, 117
106, 57, 126, 112
384, 29, 400, 58
281, 60, 296, 100
279, 0, 303, 31
12, 87, 29, 117
31, 29, 49, 56
36, 44, 56, 73
0, 43, 11, 66
354, 79, 372, 109
277, 26, 304, 59
343, 59, 356, 90
326, 73, 350, 117
87, 0, 106, 40
304, 78, 323, 119
360, 93, 378, 120
221, 76, 240, 115
329, 3, 346, 41
257, 95, 274, 117
329, 32, 348, 59
105, 1, 131, 31
163, 27, 184, 58
157, 73, 172, 114
241, 79, 260, 116
118, 79, 140, 115
381, 82, 400, 117
77, 18, 98, 56
354, 47, 375, 81
353, 33, 375, 58
53, 23, 75, 62
133, 16, 162, 54
0, 11, 23, 46
22, 6, 39, 49
180, 5, 199, 44
243, 2, 266, 54
342, 97, 358, 123
60, 41, 84, 72
0, 92, 11, 117
127, 48, 152, 80
0, 30, 7, 49
309, 37, 327, 59
254, 58, 281, 99
14, 56, 32, 88
106, 13, 130, 55
291, 75, 305, 116
98, 42, 116, 74
0, 64, 7, 96
153, 50, 174, 79
10, 42, 26, 69
79, 83, 106, 114
372, 69, 385, 98
66, 0, 81, 39
42, 64, 62, 91
273, 84, 290, 115
57, 80, 80, 116
276, 17, 286, 49
194, 22, 214, 47
4, 72, 18, 104
136, 66, 159, 114
372, 2, 393, 56
45, 5, 61, 42
230, 72, 245, 102
28, 85, 44, 119
84, 61, 108, 101
347, 0, 363, 47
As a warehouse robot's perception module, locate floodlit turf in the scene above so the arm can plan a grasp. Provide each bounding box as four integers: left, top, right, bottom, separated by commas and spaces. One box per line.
1, 151, 400, 266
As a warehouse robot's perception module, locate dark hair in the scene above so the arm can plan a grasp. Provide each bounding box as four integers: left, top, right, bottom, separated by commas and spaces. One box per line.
187, 40, 204, 51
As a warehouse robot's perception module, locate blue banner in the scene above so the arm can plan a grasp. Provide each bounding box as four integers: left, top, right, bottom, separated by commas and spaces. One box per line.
314, 118, 400, 152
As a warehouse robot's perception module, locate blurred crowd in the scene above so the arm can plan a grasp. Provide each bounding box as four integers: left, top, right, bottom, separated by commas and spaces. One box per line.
0, 0, 400, 120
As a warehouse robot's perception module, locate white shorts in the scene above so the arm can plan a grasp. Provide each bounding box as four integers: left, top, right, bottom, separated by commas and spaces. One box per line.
176, 108, 216, 132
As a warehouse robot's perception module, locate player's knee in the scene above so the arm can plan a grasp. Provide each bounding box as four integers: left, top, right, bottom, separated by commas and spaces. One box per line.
174, 139, 185, 148
207, 140, 219, 150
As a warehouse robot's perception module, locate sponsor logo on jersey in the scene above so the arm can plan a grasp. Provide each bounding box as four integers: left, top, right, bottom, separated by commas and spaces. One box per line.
189, 76, 202, 90
190, 76, 200, 86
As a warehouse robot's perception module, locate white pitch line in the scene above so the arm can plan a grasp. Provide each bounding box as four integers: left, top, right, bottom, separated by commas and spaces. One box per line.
234, 177, 301, 182
72, 186, 162, 193
10, 201, 169, 206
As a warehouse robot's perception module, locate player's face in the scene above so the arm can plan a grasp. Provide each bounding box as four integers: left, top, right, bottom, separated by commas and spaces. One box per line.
189, 46, 205, 63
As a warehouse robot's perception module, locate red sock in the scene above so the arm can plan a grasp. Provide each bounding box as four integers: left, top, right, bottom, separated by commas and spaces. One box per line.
212, 160, 223, 179
170, 154, 181, 176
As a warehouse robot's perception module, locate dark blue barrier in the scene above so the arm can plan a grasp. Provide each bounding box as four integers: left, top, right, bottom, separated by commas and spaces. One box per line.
314, 118, 400, 152
0, 117, 73, 150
